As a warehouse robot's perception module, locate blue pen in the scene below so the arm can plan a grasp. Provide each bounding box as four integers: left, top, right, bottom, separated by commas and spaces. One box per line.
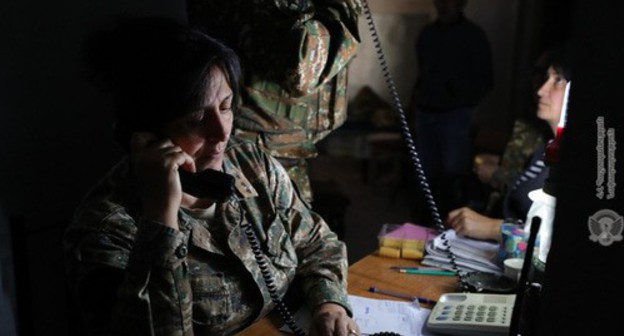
368, 286, 437, 304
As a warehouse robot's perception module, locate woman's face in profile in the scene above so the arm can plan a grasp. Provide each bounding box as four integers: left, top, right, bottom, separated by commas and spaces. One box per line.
162, 66, 234, 172
537, 66, 568, 131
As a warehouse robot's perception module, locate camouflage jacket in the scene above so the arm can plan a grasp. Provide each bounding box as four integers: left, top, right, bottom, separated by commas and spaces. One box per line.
492, 119, 545, 191
187, 0, 362, 159
64, 137, 350, 335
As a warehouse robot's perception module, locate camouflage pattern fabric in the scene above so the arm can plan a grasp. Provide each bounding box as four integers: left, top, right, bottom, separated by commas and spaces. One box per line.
280, 157, 314, 203
492, 119, 546, 191
186, 0, 362, 201
64, 136, 350, 335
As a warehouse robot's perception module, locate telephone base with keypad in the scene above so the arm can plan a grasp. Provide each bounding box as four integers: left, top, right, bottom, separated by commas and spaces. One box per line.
426, 293, 516, 336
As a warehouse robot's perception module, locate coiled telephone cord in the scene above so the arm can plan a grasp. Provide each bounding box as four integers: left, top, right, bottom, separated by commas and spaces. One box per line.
361, 0, 470, 292
236, 3, 472, 335
239, 208, 307, 336
241, 206, 410, 336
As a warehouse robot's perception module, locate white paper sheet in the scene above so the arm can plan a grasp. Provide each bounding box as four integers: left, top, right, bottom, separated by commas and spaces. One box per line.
349, 295, 433, 335
281, 295, 433, 335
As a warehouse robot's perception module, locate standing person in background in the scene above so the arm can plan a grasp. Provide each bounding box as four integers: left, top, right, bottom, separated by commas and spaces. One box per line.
410, 0, 493, 221
186, 0, 362, 203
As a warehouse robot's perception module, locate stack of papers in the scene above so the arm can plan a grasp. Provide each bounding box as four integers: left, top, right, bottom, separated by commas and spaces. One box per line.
421, 229, 503, 275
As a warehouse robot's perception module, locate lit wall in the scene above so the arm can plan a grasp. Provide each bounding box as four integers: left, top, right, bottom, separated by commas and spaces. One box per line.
348, 0, 520, 132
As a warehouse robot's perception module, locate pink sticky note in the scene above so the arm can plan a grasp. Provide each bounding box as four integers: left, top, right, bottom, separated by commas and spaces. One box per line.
384, 223, 438, 241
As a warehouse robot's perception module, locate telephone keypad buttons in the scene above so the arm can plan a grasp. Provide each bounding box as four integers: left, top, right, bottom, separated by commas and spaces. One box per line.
438, 304, 508, 324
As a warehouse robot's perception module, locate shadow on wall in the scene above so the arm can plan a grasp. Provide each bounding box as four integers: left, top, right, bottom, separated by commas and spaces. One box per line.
8, 215, 87, 336
0, 1, 187, 335
1, 210, 18, 336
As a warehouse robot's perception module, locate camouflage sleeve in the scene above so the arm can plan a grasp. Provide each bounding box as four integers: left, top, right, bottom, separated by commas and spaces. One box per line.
282, 0, 362, 96
266, 153, 352, 315
67, 218, 193, 335
187, 0, 361, 96
493, 120, 545, 189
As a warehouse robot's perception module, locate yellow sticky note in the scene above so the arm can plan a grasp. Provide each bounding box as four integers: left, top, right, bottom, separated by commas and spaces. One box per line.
378, 246, 401, 258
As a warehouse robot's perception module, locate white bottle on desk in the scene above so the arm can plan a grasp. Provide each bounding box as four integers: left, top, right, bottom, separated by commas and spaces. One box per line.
524, 188, 556, 274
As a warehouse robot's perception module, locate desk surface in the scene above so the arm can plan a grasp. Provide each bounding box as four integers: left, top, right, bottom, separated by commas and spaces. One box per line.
238, 253, 459, 335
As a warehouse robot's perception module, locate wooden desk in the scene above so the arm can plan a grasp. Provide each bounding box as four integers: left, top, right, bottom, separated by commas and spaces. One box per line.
238, 254, 459, 335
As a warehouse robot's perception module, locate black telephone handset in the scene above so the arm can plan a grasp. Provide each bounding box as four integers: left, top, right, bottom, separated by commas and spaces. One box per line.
144, 131, 235, 201
179, 169, 235, 201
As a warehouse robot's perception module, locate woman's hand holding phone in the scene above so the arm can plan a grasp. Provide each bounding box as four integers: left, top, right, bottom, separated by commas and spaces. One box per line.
130, 132, 195, 230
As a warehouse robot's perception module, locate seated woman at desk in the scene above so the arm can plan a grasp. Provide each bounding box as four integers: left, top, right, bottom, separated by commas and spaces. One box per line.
64, 17, 359, 336
472, 50, 553, 217
446, 47, 570, 241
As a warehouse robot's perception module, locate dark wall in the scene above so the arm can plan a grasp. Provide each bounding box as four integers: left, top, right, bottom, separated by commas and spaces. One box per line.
537, 1, 624, 334
509, 0, 573, 128
0, 1, 186, 334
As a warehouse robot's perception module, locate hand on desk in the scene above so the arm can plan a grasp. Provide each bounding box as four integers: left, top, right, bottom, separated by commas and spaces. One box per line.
446, 207, 503, 241
310, 302, 360, 336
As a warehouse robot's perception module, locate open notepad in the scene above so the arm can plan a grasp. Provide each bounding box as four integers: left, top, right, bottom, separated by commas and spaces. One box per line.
421, 229, 503, 275
281, 295, 434, 335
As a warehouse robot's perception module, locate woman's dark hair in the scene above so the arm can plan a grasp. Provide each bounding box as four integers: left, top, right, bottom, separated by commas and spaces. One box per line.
540, 44, 572, 83
520, 43, 572, 139
84, 16, 242, 150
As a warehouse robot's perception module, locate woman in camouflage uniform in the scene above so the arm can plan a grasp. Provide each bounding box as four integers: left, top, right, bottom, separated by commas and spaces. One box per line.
64, 17, 358, 336
446, 47, 570, 241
